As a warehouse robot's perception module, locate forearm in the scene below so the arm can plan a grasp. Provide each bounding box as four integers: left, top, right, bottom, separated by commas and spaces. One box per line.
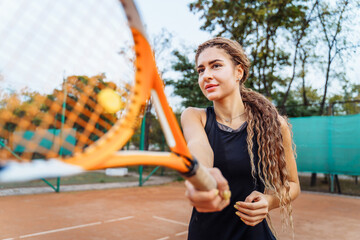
187, 141, 214, 168
265, 181, 300, 211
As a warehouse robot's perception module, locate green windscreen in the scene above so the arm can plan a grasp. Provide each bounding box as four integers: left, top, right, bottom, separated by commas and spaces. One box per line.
290, 114, 360, 175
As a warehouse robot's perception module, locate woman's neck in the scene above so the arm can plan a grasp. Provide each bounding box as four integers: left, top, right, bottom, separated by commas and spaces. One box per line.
213, 92, 245, 121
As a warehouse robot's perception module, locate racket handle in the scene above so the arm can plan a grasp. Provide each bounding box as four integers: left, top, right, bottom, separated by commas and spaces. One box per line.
185, 161, 217, 191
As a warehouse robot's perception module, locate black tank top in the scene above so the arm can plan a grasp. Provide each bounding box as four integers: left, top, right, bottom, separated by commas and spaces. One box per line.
187, 107, 276, 240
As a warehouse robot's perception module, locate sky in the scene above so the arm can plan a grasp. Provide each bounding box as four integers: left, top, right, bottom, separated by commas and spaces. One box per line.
136, 0, 211, 49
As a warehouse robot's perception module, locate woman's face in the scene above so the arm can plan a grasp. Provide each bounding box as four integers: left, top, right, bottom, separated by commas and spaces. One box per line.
196, 47, 242, 101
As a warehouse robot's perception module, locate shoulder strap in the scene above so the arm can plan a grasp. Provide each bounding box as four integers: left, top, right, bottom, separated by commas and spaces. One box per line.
205, 106, 215, 134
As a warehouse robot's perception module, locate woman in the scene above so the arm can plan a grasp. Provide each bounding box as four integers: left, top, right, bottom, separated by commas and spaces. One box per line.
181, 37, 300, 239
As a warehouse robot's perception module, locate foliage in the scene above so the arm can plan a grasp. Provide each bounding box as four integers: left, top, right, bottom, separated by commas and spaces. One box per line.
314, 0, 359, 114
165, 50, 211, 108
165, 0, 360, 117
189, 0, 309, 98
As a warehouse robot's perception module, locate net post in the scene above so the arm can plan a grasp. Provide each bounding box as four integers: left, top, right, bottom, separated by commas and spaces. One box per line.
138, 111, 146, 186
56, 177, 61, 192
41, 178, 60, 192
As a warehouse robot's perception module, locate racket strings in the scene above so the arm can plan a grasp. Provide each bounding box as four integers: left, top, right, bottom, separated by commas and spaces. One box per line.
0, 0, 144, 166
0, 76, 124, 162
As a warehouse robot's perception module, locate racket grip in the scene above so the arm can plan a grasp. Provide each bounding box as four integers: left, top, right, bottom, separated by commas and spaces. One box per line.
185, 162, 217, 191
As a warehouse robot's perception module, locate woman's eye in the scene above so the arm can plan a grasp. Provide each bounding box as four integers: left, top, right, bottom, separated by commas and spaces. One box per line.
213, 64, 221, 69
197, 68, 204, 74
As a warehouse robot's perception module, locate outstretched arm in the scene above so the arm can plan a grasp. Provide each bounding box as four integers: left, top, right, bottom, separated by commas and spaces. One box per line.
181, 107, 231, 212
181, 107, 213, 168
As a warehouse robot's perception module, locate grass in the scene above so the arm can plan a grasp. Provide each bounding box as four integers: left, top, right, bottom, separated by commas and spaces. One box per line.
0, 166, 182, 190
0, 171, 139, 189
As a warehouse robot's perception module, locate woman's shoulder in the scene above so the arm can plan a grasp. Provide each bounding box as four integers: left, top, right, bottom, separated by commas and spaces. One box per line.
181, 107, 207, 116
277, 115, 292, 136
181, 107, 208, 126
277, 115, 289, 127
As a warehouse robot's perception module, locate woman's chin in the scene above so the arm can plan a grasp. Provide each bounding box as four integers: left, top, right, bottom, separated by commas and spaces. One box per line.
206, 96, 217, 101
205, 93, 219, 101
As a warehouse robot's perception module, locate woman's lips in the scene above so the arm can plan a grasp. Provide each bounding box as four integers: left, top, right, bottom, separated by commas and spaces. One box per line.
205, 84, 218, 92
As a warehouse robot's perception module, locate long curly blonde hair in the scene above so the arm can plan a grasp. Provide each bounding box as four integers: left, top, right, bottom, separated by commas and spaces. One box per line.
195, 37, 294, 235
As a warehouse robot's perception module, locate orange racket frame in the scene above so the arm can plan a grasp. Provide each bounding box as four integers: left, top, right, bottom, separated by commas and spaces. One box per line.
65, 0, 216, 190
0, 0, 216, 191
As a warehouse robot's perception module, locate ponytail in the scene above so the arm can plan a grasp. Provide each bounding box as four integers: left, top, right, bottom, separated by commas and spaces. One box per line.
241, 86, 293, 234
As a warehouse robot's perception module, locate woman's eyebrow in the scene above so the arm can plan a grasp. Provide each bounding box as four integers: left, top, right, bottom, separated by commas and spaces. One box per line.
209, 59, 224, 65
197, 59, 224, 68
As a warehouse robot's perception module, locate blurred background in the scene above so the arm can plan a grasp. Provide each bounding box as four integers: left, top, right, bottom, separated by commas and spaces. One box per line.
1, 0, 359, 197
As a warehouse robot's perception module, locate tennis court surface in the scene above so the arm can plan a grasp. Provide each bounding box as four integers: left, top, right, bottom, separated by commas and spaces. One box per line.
1, 182, 359, 240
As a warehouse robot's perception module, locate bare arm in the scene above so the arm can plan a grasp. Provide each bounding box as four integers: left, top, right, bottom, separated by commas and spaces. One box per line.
181, 107, 230, 212
265, 116, 301, 210
181, 107, 213, 168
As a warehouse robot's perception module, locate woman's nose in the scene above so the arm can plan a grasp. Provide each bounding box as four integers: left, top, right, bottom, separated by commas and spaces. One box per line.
202, 68, 213, 81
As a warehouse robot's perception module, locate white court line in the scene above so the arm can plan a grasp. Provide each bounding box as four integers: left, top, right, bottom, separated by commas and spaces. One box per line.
2, 238, 15, 240
175, 231, 188, 236
103, 216, 134, 223
155, 230, 188, 240
8, 216, 134, 239
155, 237, 170, 240
19, 222, 102, 238
153, 216, 188, 226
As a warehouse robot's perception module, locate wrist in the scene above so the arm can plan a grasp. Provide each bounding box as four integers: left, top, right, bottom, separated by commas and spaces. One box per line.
264, 194, 279, 211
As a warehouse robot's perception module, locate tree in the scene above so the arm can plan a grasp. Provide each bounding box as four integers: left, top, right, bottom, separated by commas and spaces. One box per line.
164, 0, 360, 117
329, 81, 360, 115
282, 85, 322, 117
189, 0, 308, 98
315, 0, 358, 115
165, 50, 211, 108
280, 0, 319, 112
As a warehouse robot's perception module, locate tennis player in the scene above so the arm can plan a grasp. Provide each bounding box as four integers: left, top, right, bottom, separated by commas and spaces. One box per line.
181, 37, 300, 239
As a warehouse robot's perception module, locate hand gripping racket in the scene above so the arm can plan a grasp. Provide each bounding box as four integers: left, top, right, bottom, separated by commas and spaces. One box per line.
0, 0, 216, 191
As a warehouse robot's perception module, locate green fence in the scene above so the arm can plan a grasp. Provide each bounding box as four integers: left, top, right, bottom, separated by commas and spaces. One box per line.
290, 114, 360, 176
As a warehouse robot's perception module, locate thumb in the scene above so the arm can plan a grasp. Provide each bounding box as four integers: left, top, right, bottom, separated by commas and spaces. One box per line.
208, 168, 231, 200
245, 191, 261, 203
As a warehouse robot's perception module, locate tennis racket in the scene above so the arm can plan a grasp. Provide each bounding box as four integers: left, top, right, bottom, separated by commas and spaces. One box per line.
0, 0, 216, 191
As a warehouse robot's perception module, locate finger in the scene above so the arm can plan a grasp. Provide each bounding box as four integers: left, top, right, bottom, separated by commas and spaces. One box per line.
185, 169, 231, 212
184, 180, 195, 199
234, 204, 268, 217
209, 168, 229, 192
235, 211, 266, 226
221, 189, 231, 200
236, 199, 268, 210
191, 189, 219, 202
189, 193, 230, 212
219, 197, 231, 210
245, 191, 261, 203
193, 197, 224, 212
238, 217, 264, 227
185, 180, 219, 202
196, 197, 230, 212
208, 168, 231, 200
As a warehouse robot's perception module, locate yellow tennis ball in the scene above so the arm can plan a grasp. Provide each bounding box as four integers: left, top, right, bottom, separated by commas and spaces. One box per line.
98, 88, 123, 113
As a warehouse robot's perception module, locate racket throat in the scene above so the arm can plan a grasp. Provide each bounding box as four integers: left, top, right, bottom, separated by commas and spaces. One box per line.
177, 154, 199, 177
150, 90, 176, 148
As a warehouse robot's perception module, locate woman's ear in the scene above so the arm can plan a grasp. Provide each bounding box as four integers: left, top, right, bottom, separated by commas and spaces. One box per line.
236, 65, 244, 82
